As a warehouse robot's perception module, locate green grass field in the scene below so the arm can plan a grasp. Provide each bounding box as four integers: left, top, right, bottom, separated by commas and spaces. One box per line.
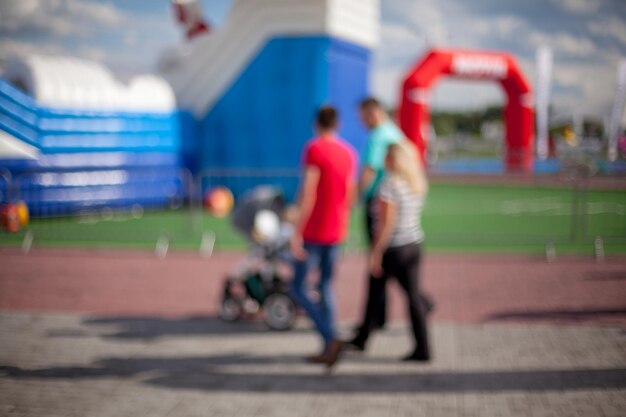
1, 182, 625, 254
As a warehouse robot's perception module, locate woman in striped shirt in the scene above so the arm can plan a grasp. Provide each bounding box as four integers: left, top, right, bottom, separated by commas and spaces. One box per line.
366, 139, 431, 361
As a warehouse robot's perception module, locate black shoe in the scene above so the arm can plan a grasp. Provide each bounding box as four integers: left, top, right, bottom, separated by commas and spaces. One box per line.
401, 351, 430, 362
345, 337, 366, 352
422, 295, 435, 315
372, 321, 386, 330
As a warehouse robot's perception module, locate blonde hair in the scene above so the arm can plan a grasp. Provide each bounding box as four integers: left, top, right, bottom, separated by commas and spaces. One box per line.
387, 139, 428, 195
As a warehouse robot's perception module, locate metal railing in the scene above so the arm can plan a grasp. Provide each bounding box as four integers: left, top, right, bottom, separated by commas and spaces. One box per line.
0, 167, 11, 202
1, 167, 195, 252
0, 166, 624, 257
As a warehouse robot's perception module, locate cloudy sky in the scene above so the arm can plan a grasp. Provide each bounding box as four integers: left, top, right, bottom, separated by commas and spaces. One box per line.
1, 0, 625, 121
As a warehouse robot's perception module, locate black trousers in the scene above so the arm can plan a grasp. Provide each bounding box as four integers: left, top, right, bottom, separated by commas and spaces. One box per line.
358, 242, 430, 358
360, 197, 387, 329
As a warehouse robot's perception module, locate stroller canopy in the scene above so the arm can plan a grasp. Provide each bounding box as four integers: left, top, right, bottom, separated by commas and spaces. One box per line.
232, 186, 285, 240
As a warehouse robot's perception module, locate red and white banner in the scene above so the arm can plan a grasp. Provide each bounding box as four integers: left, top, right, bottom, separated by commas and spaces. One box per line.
399, 48, 535, 172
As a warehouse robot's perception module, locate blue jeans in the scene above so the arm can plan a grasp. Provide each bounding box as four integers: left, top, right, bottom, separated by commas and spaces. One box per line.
290, 242, 339, 347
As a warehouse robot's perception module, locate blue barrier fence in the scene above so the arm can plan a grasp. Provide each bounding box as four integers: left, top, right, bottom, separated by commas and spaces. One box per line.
15, 168, 188, 217
0, 78, 182, 213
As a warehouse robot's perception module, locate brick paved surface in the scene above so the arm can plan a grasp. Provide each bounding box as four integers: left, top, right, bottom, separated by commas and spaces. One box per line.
1, 248, 625, 326
0, 248, 625, 416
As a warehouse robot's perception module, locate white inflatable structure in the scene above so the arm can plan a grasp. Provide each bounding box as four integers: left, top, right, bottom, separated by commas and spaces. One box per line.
0, 0, 382, 214
160, 0, 380, 117
0, 54, 182, 216
2, 54, 176, 112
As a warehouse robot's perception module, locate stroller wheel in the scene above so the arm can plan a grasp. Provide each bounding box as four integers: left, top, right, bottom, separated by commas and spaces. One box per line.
263, 292, 296, 331
220, 296, 242, 322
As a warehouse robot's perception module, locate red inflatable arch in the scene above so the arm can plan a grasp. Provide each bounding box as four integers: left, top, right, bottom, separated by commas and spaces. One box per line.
399, 48, 535, 172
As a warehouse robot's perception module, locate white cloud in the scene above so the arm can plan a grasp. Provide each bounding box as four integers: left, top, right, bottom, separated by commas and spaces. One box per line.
0, 0, 125, 37
376, 22, 429, 67
76, 45, 108, 63
65, 0, 123, 27
371, 63, 405, 107
1, 0, 622, 127
549, 0, 601, 14
1, 0, 39, 19
0, 39, 65, 63
528, 32, 596, 56
550, 61, 621, 121
371, 0, 446, 107
0, 1, 175, 78
384, 0, 448, 45
493, 16, 527, 37
589, 17, 626, 46
124, 31, 138, 47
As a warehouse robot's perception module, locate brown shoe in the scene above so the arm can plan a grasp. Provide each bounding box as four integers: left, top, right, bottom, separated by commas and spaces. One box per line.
323, 340, 344, 369
305, 352, 327, 363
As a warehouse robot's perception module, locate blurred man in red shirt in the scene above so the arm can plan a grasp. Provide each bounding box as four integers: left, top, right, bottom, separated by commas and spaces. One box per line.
290, 106, 357, 369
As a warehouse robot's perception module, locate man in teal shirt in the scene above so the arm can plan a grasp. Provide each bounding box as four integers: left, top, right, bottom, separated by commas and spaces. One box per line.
360, 104, 404, 203
349, 97, 402, 350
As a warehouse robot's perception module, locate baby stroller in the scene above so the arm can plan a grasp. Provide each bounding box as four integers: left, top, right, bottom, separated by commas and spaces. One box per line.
218, 186, 297, 330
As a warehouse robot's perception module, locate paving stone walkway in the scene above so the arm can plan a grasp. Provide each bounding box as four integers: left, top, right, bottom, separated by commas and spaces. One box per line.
1, 311, 625, 417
